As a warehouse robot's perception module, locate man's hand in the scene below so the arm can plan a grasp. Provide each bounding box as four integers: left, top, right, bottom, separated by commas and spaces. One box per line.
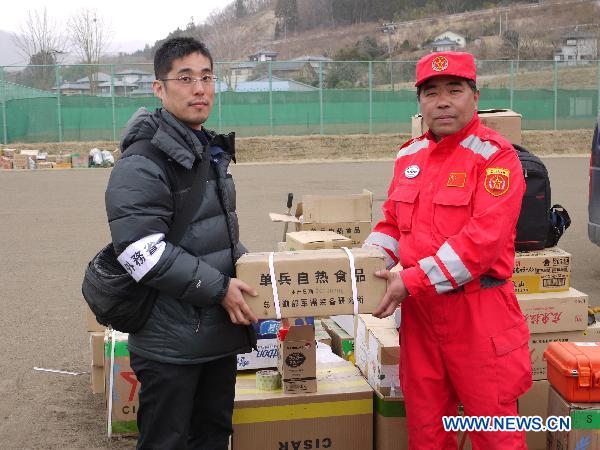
221, 278, 259, 325
372, 270, 408, 318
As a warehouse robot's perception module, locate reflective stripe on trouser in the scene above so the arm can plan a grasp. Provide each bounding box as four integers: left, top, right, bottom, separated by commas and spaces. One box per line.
399, 283, 531, 450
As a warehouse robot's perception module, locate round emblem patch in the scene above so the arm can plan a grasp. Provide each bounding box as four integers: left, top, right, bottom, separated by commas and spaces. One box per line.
404, 165, 420, 179
432, 56, 449, 72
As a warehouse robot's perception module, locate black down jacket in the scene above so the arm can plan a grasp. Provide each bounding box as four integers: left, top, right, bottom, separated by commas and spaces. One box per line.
105, 107, 252, 363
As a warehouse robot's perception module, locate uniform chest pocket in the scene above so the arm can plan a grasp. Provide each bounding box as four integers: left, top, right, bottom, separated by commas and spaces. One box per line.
390, 186, 419, 232
433, 188, 473, 237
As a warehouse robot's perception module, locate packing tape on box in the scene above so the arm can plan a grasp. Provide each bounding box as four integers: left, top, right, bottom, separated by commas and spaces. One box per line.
267, 249, 359, 318
256, 370, 282, 391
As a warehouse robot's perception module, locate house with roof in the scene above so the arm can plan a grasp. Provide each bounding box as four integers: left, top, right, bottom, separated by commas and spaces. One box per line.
430, 38, 461, 53
554, 29, 598, 65
249, 49, 278, 62
432, 31, 466, 48
235, 75, 317, 92
115, 68, 153, 84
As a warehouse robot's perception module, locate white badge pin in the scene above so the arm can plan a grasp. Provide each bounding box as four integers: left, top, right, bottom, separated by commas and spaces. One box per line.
404, 165, 420, 179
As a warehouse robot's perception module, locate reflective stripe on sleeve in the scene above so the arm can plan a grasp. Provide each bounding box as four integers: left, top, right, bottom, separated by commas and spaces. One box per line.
397, 138, 430, 159
363, 243, 396, 269
436, 242, 473, 286
364, 232, 399, 258
418, 256, 454, 294
117, 233, 166, 282
460, 135, 499, 160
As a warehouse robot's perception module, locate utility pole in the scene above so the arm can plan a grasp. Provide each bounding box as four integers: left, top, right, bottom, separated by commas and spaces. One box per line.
381, 22, 397, 91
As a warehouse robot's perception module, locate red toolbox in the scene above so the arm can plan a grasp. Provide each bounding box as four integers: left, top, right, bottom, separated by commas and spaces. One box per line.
544, 341, 600, 402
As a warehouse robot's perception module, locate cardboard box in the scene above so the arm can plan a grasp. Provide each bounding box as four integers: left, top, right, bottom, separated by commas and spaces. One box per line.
105, 332, 139, 436
55, 154, 72, 164
0, 158, 12, 170
54, 162, 72, 169
285, 231, 352, 251
546, 386, 600, 450
91, 365, 105, 395
36, 161, 53, 169
518, 380, 550, 450
322, 318, 355, 362
315, 319, 332, 347
373, 390, 408, 450
278, 323, 317, 394
512, 247, 571, 294
20, 149, 39, 157
518, 288, 588, 334
90, 331, 105, 367
529, 323, 600, 380
12, 155, 28, 169
236, 248, 386, 319
367, 327, 400, 397
232, 361, 373, 450
355, 314, 397, 376
270, 190, 373, 245
237, 339, 278, 370
411, 109, 522, 144
85, 306, 106, 332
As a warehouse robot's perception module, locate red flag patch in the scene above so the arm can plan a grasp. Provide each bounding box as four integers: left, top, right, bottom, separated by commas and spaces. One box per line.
447, 172, 466, 187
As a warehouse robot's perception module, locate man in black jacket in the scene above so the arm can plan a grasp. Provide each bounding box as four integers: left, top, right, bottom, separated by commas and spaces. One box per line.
105, 37, 257, 449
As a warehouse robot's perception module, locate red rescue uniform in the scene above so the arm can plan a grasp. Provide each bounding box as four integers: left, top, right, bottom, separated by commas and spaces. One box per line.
365, 113, 532, 449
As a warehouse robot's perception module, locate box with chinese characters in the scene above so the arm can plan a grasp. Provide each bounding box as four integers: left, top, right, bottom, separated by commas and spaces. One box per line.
236, 248, 386, 319
512, 247, 571, 295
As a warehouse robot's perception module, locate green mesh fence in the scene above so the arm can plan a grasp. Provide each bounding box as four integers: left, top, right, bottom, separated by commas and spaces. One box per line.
1, 60, 599, 144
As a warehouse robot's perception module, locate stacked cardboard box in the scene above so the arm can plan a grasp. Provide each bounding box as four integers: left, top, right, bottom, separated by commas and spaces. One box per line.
0, 149, 81, 169
85, 307, 107, 395
322, 318, 355, 362
233, 360, 373, 450
354, 314, 396, 379
270, 190, 373, 246
513, 247, 594, 450
236, 248, 386, 319
546, 386, 600, 449
284, 230, 352, 251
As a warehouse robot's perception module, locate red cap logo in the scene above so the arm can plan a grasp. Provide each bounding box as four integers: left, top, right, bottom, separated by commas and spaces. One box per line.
432, 56, 449, 72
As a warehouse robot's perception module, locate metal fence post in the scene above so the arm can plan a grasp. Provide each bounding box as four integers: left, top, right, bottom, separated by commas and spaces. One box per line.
319, 61, 324, 135
56, 64, 63, 142
597, 59, 600, 115
1, 67, 7, 144
111, 65, 116, 141
269, 61, 273, 135
553, 60, 558, 130
509, 60, 514, 110
369, 61, 373, 134
217, 63, 222, 133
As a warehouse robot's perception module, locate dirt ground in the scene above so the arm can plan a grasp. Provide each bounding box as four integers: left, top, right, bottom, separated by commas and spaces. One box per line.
1, 128, 594, 164
1, 155, 598, 449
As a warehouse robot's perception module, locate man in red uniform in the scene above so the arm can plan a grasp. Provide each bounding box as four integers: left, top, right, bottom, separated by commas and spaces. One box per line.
365, 51, 532, 449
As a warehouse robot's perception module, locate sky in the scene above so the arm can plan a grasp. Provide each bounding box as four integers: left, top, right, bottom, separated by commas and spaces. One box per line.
0, 0, 234, 53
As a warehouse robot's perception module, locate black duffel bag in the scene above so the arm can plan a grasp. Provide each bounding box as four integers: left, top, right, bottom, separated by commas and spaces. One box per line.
82, 136, 216, 332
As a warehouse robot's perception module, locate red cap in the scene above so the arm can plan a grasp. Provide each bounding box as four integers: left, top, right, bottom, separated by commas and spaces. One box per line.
415, 51, 476, 87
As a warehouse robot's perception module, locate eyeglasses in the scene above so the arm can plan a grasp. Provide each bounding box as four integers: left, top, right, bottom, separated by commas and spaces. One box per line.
159, 75, 218, 86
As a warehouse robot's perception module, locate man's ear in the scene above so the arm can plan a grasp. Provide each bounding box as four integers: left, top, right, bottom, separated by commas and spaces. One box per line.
152, 80, 165, 101
473, 89, 480, 109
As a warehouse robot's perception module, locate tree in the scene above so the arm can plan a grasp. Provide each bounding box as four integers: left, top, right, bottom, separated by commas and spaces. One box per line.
235, 0, 248, 19
68, 9, 110, 94
12, 8, 67, 90
275, 0, 299, 39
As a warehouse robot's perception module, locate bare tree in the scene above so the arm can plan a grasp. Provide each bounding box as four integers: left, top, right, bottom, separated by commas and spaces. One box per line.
68, 9, 111, 94
204, 26, 255, 90
12, 8, 67, 90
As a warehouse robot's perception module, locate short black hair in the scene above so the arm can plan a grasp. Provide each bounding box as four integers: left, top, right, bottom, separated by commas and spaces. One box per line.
416, 78, 477, 100
153, 37, 213, 80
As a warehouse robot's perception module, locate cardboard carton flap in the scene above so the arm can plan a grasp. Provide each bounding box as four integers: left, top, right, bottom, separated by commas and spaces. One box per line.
287, 231, 351, 245
269, 212, 301, 223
